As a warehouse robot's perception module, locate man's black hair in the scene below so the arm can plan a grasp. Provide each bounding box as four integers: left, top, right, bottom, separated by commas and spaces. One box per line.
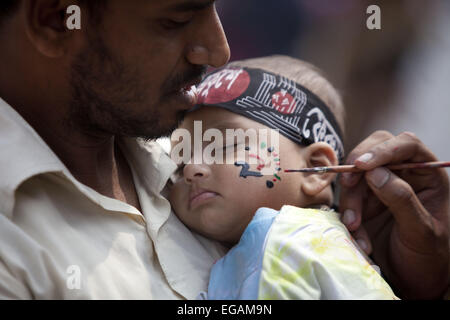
0, 1, 20, 22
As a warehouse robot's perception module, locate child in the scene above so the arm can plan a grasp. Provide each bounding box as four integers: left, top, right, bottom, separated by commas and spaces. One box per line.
169, 55, 398, 300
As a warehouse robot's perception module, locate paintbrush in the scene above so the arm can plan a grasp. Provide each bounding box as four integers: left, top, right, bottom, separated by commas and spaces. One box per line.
284, 161, 450, 174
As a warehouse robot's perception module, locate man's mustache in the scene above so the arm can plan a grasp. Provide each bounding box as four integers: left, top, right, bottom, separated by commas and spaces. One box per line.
163, 65, 208, 95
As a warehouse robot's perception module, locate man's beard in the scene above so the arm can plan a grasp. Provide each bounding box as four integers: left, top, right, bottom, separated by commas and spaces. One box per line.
68, 33, 201, 140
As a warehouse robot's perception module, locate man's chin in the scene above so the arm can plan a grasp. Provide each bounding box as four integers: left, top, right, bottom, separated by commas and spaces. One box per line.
128, 127, 173, 141
128, 116, 182, 141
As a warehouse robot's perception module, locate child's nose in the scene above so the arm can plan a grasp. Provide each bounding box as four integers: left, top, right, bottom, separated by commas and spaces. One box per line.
183, 164, 211, 184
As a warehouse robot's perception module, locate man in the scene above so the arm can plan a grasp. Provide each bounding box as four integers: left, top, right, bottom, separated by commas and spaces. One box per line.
0, 0, 230, 299
0, 0, 447, 299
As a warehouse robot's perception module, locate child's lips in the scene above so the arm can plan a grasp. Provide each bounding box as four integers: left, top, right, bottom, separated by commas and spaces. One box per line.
189, 190, 219, 209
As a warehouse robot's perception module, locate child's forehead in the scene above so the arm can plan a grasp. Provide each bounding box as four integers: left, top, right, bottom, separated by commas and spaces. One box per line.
182, 106, 269, 131
177, 106, 300, 151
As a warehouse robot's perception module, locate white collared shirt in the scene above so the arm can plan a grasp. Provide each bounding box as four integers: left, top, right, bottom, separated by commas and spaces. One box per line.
0, 97, 226, 300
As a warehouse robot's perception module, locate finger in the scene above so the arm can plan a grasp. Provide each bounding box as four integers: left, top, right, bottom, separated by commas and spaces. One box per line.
365, 167, 437, 250
364, 188, 386, 221
351, 226, 373, 255
341, 130, 394, 188
354, 132, 438, 171
398, 163, 449, 191
400, 168, 450, 224
339, 179, 366, 232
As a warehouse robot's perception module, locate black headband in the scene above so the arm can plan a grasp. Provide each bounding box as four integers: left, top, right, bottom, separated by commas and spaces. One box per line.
193, 67, 345, 162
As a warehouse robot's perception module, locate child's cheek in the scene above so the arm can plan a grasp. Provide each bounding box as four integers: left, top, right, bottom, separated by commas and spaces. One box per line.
232, 143, 284, 190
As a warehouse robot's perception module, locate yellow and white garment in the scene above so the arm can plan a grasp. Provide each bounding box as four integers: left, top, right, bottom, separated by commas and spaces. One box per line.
203, 206, 399, 300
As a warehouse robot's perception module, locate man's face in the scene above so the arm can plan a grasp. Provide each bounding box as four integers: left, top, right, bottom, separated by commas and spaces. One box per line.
69, 0, 230, 140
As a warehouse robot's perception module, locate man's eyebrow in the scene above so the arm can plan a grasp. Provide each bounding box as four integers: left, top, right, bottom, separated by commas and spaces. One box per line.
168, 0, 216, 12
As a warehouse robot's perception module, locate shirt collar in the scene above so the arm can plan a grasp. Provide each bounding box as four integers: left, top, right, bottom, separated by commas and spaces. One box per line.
120, 137, 177, 197
0, 98, 65, 218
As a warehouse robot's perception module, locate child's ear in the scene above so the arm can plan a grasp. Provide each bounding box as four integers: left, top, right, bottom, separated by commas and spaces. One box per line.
301, 142, 338, 197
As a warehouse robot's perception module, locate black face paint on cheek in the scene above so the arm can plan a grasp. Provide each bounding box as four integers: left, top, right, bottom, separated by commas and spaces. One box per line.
234, 161, 263, 178
237, 144, 284, 189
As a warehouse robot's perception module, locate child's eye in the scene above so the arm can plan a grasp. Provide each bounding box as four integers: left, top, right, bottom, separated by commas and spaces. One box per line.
223, 144, 236, 151
223, 143, 245, 152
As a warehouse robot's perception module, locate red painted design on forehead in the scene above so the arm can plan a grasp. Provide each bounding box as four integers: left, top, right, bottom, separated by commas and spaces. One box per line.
197, 69, 251, 105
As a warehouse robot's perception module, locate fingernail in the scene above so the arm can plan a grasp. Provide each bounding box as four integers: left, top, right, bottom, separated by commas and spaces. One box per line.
367, 167, 390, 188
356, 153, 373, 164
357, 239, 368, 252
343, 209, 356, 226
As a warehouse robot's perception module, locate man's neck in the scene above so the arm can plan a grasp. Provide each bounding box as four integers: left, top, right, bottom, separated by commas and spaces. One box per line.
11, 100, 142, 211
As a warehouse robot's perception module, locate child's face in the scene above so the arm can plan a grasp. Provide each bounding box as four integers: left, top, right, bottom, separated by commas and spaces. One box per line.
169, 107, 321, 245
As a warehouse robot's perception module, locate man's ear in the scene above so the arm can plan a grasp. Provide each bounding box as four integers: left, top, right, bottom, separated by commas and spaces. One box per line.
301, 142, 338, 197
24, 0, 81, 58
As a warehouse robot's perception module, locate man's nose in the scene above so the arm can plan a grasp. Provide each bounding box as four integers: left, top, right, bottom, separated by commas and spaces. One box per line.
185, 7, 231, 68
184, 163, 211, 184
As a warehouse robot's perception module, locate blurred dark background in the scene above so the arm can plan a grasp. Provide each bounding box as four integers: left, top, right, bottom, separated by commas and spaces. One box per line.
215, 0, 450, 161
